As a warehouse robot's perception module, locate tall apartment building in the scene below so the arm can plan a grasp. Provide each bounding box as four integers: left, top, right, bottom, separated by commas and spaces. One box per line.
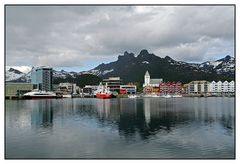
31, 67, 53, 91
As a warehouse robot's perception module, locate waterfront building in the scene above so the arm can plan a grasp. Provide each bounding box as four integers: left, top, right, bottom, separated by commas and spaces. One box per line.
82, 85, 99, 97
229, 81, 235, 93
209, 80, 235, 95
185, 80, 210, 95
143, 70, 163, 94
159, 82, 182, 95
57, 83, 77, 95
31, 67, 53, 91
143, 70, 163, 87
102, 77, 122, 93
5, 83, 36, 99
120, 84, 137, 94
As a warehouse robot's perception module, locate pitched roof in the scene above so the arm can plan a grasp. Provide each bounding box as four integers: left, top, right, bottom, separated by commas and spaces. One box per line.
145, 70, 150, 76
150, 79, 163, 84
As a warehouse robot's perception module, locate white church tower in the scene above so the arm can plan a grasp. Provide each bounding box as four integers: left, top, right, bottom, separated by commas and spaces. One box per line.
143, 70, 150, 87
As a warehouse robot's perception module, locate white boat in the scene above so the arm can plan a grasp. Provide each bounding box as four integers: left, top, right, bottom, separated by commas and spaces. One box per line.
160, 94, 172, 98
62, 94, 72, 98
23, 90, 57, 99
172, 95, 183, 98
144, 94, 160, 98
128, 95, 139, 98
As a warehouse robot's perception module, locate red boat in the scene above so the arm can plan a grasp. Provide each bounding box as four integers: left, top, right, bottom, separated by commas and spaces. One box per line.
96, 93, 112, 99
95, 82, 112, 99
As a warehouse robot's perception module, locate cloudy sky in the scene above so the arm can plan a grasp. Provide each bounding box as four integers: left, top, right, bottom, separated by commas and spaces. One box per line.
6, 5, 234, 72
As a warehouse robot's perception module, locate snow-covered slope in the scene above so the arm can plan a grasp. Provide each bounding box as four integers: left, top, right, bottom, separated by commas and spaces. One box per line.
6, 68, 25, 81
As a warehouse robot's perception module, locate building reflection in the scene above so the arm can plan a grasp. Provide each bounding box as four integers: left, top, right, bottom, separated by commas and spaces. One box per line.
96, 99, 111, 119
31, 100, 53, 128
144, 98, 151, 124
28, 98, 234, 141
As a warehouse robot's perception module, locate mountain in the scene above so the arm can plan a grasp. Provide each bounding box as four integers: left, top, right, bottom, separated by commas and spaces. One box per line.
5, 50, 235, 85
5, 67, 102, 87
87, 49, 235, 84
6, 68, 25, 82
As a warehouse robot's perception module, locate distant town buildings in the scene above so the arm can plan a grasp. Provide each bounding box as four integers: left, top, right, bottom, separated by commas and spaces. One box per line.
209, 81, 235, 95
103, 77, 122, 93
5, 83, 37, 99
5, 66, 235, 99
184, 80, 210, 95
31, 67, 53, 91
82, 85, 99, 97
143, 70, 163, 94
159, 82, 182, 95
143, 70, 163, 87
120, 84, 137, 94
57, 83, 77, 95
183, 80, 235, 96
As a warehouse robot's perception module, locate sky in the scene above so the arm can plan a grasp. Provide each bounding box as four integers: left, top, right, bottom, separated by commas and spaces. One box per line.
6, 5, 234, 72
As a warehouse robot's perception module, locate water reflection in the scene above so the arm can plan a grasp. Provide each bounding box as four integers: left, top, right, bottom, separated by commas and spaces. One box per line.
28, 98, 234, 139
31, 100, 53, 128
6, 97, 234, 158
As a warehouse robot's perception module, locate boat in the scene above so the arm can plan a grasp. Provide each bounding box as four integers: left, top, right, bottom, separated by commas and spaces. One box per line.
62, 94, 72, 98
23, 90, 57, 99
96, 82, 112, 99
160, 94, 172, 98
172, 94, 183, 98
144, 94, 160, 98
128, 94, 139, 98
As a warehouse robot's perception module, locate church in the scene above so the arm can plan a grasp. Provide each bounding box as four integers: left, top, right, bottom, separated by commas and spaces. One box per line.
143, 70, 163, 94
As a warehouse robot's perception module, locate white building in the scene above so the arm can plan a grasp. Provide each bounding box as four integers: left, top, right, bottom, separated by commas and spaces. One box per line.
229, 81, 235, 92
58, 83, 77, 94
143, 70, 163, 87
120, 85, 137, 94
209, 81, 235, 94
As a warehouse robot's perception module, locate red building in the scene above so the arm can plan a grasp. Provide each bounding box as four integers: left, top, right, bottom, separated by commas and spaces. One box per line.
159, 82, 182, 95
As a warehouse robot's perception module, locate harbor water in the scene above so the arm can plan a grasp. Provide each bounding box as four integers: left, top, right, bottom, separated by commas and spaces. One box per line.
5, 97, 235, 159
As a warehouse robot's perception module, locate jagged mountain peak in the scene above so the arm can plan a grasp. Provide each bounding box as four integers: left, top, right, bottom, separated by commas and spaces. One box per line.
139, 49, 149, 56
164, 56, 174, 61
216, 55, 234, 62
88, 50, 235, 84
8, 68, 23, 74
5, 50, 235, 84
118, 51, 135, 61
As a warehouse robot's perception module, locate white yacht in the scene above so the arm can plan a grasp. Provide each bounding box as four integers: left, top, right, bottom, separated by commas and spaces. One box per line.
23, 90, 57, 99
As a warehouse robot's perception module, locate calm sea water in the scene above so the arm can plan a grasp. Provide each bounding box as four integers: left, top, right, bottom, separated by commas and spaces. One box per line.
5, 97, 234, 159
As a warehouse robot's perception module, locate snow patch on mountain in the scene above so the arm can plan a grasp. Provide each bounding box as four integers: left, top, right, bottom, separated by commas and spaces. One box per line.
102, 69, 114, 75
6, 70, 24, 81
6, 66, 32, 74
210, 61, 223, 69
142, 61, 149, 64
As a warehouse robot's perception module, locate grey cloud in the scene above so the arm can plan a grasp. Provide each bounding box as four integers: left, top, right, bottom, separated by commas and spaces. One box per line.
6, 6, 234, 68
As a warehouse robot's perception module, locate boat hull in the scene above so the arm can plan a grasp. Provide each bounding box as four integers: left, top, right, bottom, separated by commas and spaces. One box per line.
23, 95, 57, 100
96, 93, 112, 99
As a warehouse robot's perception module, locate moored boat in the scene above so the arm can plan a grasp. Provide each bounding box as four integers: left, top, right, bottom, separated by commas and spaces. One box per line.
128, 94, 139, 98
172, 94, 183, 98
96, 82, 112, 99
23, 90, 57, 99
62, 94, 72, 98
144, 94, 159, 98
160, 94, 172, 98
